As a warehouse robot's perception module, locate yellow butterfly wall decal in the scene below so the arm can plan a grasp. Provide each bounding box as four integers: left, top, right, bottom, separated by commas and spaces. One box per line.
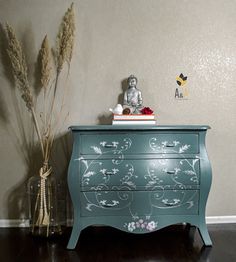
176, 73, 187, 86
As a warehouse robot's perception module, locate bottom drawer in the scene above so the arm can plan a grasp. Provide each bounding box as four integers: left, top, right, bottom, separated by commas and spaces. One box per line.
81, 190, 199, 217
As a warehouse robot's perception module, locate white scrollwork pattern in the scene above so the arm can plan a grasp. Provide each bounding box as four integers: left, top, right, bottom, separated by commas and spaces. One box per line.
79, 137, 198, 220
149, 138, 191, 154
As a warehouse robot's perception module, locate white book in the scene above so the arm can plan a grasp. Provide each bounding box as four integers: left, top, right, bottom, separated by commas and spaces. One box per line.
113, 114, 155, 120
112, 120, 156, 125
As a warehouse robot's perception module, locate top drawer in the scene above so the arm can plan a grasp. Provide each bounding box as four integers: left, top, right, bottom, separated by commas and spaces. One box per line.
80, 133, 199, 155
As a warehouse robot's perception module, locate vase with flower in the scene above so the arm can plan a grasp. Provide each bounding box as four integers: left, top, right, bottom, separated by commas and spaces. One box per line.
4, 3, 75, 237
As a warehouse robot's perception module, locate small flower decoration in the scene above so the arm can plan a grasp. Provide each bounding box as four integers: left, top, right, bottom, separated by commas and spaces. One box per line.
146, 221, 157, 231
127, 222, 136, 232
141, 107, 154, 115
125, 218, 158, 232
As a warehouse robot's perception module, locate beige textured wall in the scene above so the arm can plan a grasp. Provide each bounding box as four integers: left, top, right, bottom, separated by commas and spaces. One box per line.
0, 0, 236, 219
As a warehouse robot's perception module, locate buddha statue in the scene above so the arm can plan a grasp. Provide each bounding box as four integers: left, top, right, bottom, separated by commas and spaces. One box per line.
123, 75, 143, 114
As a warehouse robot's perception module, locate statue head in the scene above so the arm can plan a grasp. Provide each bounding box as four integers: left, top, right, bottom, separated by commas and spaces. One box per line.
127, 75, 138, 88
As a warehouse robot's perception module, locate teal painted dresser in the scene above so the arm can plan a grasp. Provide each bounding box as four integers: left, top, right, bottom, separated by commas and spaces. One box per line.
67, 125, 212, 249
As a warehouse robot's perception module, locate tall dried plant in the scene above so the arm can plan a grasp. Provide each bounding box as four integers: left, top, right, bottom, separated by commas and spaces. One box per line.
5, 23, 44, 156
56, 2, 75, 73
40, 35, 51, 90
4, 3, 75, 234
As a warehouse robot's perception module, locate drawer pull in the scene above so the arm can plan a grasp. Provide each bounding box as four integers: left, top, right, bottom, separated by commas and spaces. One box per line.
166, 171, 175, 175
102, 204, 116, 207
162, 199, 180, 206
99, 200, 119, 207
105, 171, 116, 176
166, 143, 175, 147
104, 144, 116, 148
164, 202, 178, 207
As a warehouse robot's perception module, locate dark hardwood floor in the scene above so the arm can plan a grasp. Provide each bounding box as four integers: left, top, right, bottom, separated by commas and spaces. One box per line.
0, 224, 235, 262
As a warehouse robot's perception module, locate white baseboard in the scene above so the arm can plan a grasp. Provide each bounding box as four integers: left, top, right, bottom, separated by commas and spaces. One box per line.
206, 216, 236, 224
0, 219, 29, 228
0, 216, 235, 228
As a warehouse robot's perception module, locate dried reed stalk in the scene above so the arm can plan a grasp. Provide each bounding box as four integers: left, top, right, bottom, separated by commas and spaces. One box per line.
38, 35, 52, 166
48, 2, 75, 152
56, 3, 75, 73
5, 23, 44, 156
39, 35, 51, 90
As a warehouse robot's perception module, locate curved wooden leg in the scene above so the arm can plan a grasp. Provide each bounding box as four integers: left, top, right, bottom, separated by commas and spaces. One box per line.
198, 223, 212, 246
67, 209, 81, 249
67, 223, 81, 249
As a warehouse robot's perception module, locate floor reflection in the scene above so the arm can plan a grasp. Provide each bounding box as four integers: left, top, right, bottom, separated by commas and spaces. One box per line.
71, 225, 212, 262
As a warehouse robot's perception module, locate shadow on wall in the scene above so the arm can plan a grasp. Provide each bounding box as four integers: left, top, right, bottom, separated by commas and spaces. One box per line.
97, 78, 127, 124
0, 23, 73, 223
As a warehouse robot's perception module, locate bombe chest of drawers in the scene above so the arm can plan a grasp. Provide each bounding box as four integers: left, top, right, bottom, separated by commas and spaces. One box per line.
67, 125, 212, 249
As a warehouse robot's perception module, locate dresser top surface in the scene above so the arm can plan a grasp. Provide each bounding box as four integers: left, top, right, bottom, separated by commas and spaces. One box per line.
70, 125, 210, 131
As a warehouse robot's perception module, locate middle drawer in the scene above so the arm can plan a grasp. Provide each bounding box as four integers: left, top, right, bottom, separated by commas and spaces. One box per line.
80, 158, 200, 191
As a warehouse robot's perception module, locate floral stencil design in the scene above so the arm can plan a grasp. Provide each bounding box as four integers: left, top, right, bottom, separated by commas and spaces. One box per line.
149, 138, 191, 154
145, 158, 199, 190
124, 218, 158, 232
79, 136, 198, 216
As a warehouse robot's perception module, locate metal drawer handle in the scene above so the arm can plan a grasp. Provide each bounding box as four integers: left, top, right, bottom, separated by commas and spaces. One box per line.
104, 144, 116, 148
166, 143, 175, 147
99, 200, 119, 207
164, 202, 178, 206
102, 204, 116, 207
105, 171, 116, 176
162, 199, 180, 206
166, 170, 175, 175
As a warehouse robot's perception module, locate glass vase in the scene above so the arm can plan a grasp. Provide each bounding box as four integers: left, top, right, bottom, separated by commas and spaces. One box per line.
27, 172, 63, 237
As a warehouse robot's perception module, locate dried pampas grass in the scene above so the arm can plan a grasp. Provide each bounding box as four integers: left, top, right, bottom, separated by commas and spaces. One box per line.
5, 3, 76, 161
56, 3, 75, 72
5, 23, 44, 154
39, 35, 52, 90
5, 23, 33, 110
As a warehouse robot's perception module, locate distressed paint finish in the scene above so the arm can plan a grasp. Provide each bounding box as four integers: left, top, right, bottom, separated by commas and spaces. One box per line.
67, 125, 212, 249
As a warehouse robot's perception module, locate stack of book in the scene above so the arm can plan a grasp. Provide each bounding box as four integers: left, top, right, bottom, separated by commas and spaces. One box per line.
112, 114, 156, 125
